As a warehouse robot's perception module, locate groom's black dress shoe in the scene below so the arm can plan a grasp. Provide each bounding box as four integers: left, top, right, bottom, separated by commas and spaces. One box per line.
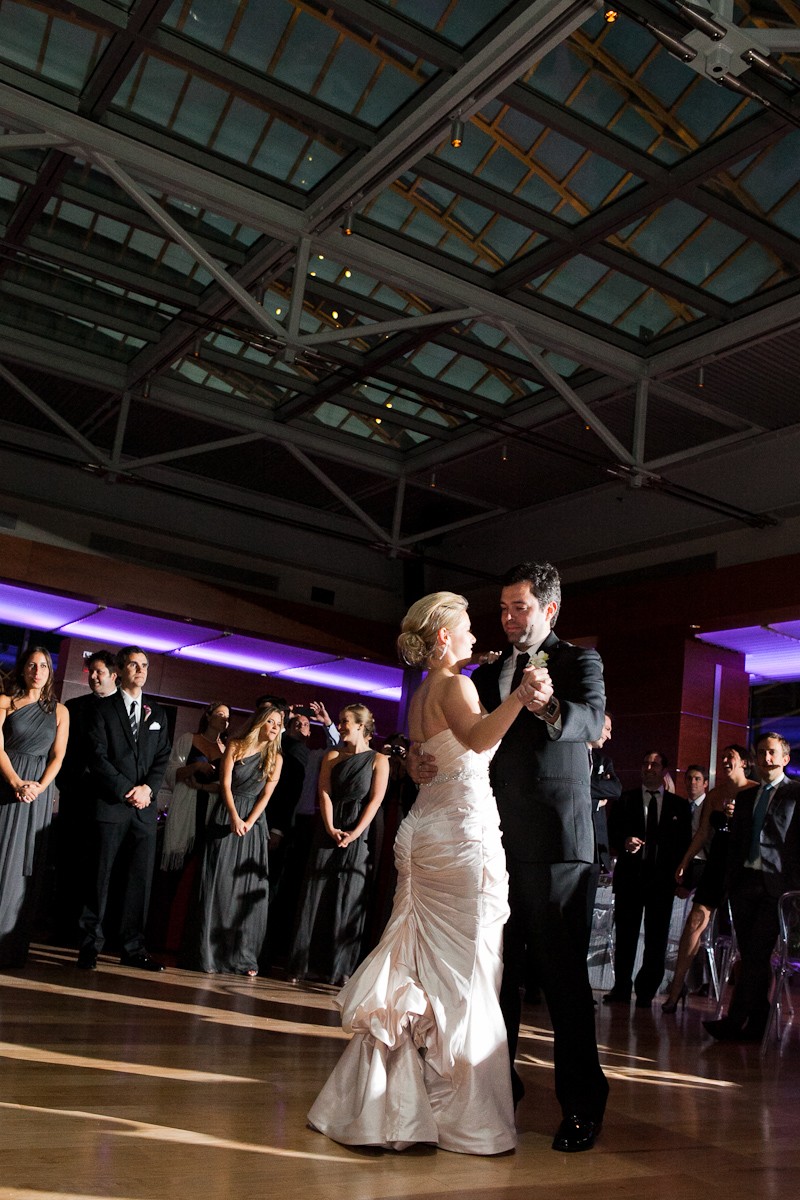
120, 952, 165, 972
552, 1115, 602, 1152
602, 989, 630, 1005
76, 947, 97, 970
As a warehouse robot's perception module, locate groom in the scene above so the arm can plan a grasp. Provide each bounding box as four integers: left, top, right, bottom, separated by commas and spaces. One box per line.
417, 561, 608, 1151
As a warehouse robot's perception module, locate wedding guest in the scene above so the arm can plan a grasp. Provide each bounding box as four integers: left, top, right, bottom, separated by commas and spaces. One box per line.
704, 733, 800, 1042
191, 704, 283, 976
662, 746, 755, 1013
161, 701, 229, 872
77, 646, 171, 971
0, 646, 69, 966
605, 751, 691, 1008
52, 649, 117, 946
288, 704, 388, 986
268, 701, 339, 967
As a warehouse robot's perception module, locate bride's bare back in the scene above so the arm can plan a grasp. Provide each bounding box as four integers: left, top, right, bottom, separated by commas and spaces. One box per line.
408, 669, 486, 747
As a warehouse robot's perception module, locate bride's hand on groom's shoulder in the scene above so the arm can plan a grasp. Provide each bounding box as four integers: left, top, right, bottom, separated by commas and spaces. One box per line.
473, 649, 502, 666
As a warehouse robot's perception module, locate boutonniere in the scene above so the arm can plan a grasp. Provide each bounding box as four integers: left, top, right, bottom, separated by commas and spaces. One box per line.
143, 704, 152, 722
530, 651, 549, 669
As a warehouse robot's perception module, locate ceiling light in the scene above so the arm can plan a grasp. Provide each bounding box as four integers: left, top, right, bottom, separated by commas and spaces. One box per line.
604, 8, 618, 22
332, 310, 339, 320
344, 269, 352, 278
342, 208, 354, 236
698, 365, 705, 388
450, 115, 464, 148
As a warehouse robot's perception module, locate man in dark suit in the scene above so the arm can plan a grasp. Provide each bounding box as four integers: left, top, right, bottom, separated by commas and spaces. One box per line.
605, 751, 691, 1008
704, 732, 800, 1042
53, 649, 118, 945
588, 711, 621, 924
469, 561, 608, 1153
77, 645, 171, 971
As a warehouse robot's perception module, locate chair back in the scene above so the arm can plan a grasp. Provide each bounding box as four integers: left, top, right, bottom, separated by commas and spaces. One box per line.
778, 890, 800, 966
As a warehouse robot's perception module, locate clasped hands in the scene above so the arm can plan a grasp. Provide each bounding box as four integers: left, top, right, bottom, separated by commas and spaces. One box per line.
126, 784, 153, 810
15, 779, 42, 804
329, 827, 356, 849
515, 666, 554, 715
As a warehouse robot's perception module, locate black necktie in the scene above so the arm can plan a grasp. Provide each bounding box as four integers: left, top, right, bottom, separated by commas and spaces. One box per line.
129, 700, 139, 739
748, 783, 773, 862
510, 652, 530, 693
644, 791, 659, 862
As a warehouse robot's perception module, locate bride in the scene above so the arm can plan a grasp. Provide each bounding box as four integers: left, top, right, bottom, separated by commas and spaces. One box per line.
307, 591, 542, 1155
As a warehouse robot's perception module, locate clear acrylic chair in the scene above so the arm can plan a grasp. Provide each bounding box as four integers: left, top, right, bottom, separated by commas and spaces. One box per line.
761, 890, 800, 1054
714, 900, 739, 1019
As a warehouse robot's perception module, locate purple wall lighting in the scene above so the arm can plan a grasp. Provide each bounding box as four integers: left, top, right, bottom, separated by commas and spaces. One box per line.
697, 624, 800, 683
0, 579, 403, 702
0, 582, 100, 630
279, 659, 404, 696
174, 634, 336, 674
58, 609, 222, 653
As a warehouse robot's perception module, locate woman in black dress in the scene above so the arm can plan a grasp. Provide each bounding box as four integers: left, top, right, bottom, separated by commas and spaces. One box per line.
0, 646, 69, 966
662, 744, 756, 1012
289, 704, 389, 986
191, 704, 283, 976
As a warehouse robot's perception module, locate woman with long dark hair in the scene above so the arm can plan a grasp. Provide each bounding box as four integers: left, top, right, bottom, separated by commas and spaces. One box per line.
0, 646, 69, 965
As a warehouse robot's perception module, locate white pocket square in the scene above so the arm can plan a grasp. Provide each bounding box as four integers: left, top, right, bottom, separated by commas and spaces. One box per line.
149, 723, 162, 731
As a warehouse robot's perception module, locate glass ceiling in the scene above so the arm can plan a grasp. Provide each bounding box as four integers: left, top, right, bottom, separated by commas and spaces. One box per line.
0, 0, 799, 526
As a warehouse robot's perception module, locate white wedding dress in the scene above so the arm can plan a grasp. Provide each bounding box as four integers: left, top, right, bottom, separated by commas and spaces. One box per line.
307, 729, 515, 1155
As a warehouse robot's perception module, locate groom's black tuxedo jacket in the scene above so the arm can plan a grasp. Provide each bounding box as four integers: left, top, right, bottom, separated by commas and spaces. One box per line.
472, 630, 605, 864
86, 690, 171, 823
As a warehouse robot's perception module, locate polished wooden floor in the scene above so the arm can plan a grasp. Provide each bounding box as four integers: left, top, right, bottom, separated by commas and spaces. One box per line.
1, 945, 798, 1200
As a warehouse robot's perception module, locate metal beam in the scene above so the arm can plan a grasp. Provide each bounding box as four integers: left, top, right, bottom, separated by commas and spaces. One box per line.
633, 378, 648, 464
0, 323, 405, 476
396, 506, 509, 547
287, 237, 312, 348
284, 445, 390, 543
0, 83, 643, 378
89, 152, 290, 346
304, 1, 596, 228
110, 390, 131, 473
499, 322, 639, 465
300, 307, 479, 348
0, 133, 68, 152
122, 432, 262, 472
0, 359, 112, 467
649, 380, 765, 431
390, 476, 406, 553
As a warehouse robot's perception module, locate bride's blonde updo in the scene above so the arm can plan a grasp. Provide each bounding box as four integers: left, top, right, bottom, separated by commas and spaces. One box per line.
397, 591, 468, 667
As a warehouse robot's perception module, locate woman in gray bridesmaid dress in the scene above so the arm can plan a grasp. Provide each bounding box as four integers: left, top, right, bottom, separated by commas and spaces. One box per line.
191, 704, 283, 976
0, 646, 69, 966
289, 704, 389, 986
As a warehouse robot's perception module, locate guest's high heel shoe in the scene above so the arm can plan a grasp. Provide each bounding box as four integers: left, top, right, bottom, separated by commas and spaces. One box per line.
661, 983, 688, 1014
